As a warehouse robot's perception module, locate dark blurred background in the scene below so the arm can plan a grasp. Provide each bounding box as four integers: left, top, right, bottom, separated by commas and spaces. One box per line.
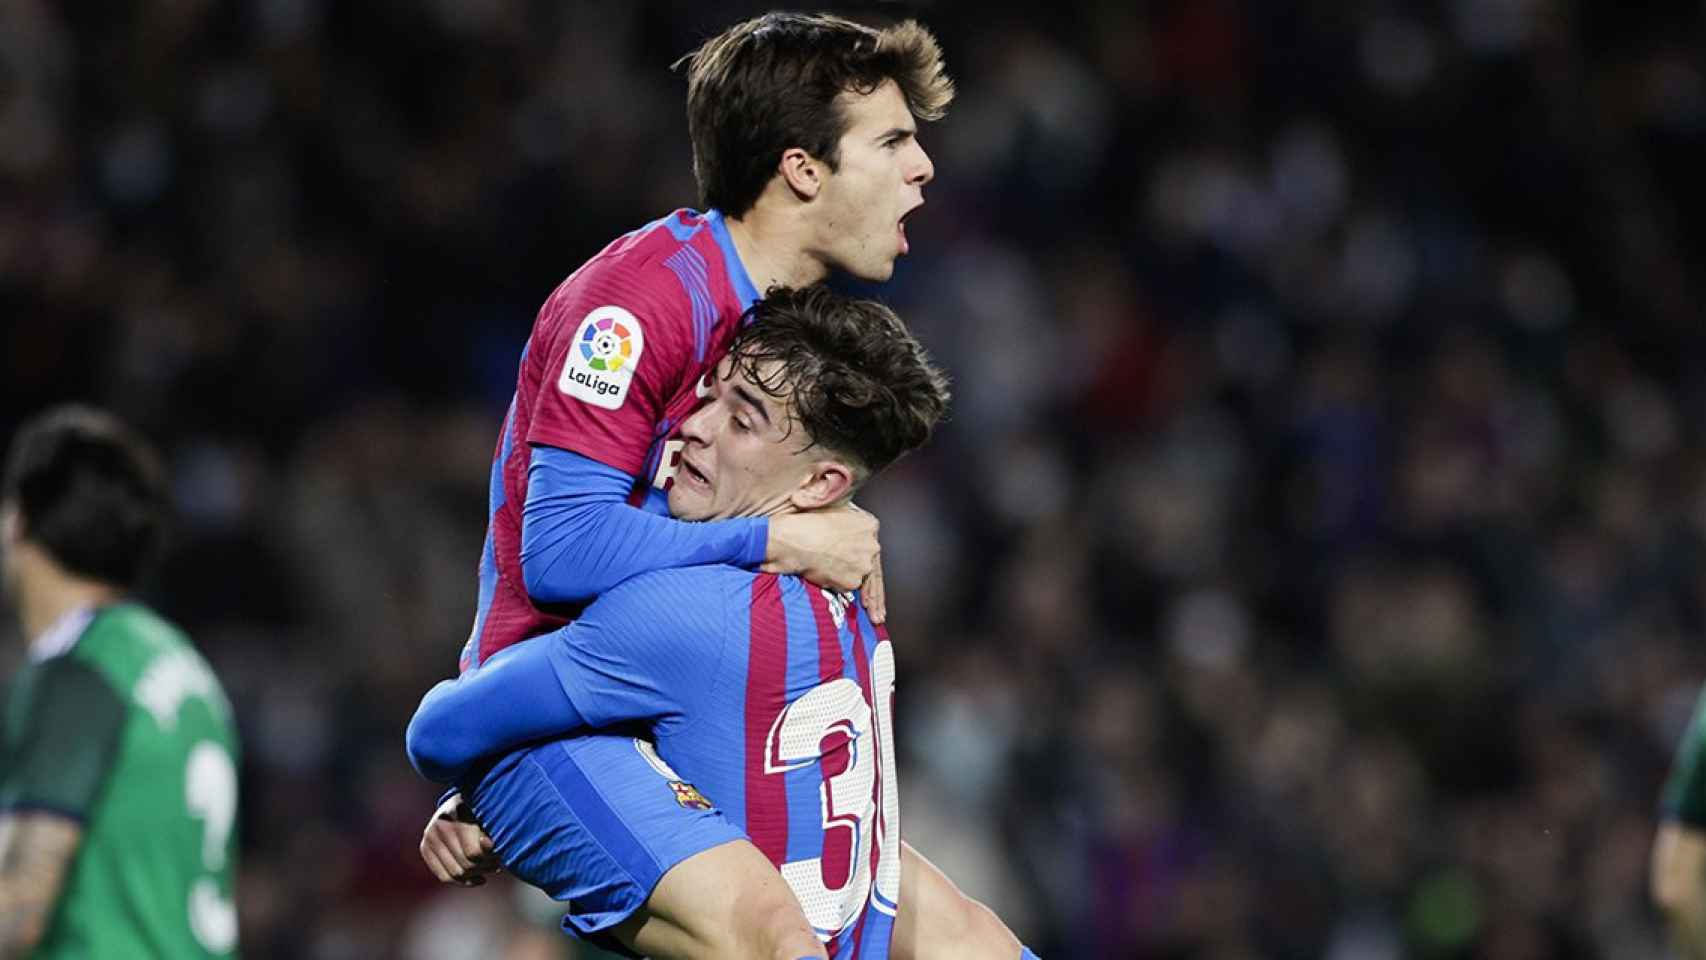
5, 0, 1706, 957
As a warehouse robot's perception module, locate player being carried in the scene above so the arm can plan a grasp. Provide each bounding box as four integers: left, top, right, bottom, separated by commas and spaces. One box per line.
410, 286, 1037, 960
417, 10, 958, 960
457, 7, 946, 685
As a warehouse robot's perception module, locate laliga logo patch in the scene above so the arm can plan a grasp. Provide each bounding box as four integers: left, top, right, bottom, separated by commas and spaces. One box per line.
559, 305, 645, 409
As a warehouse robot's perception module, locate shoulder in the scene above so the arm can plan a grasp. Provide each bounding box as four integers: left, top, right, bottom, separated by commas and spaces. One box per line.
63, 606, 155, 681
598, 564, 757, 612
73, 606, 229, 716
82, 604, 188, 648
73, 605, 190, 668
18, 654, 114, 699
9, 654, 125, 729
541, 212, 711, 324
528, 214, 723, 378
559, 566, 750, 671
579, 565, 758, 641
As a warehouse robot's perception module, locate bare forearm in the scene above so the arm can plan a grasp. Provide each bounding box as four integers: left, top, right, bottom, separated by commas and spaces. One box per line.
0, 815, 80, 957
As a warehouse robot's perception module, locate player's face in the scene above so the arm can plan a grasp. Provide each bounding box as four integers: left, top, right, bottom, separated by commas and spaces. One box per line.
812, 79, 934, 282
669, 358, 823, 522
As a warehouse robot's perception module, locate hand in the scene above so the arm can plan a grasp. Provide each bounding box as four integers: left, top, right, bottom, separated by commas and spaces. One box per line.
861, 552, 886, 625
764, 504, 881, 601
419, 792, 500, 887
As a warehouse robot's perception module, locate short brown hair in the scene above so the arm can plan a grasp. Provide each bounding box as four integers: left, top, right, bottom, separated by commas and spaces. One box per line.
726, 285, 949, 479
677, 12, 954, 218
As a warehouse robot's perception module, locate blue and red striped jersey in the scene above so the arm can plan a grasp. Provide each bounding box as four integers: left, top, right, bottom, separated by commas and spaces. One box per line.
554, 564, 902, 958
463, 209, 761, 672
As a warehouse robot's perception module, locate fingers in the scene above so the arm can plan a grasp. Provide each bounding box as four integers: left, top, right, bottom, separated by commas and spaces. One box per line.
862, 554, 886, 624
441, 796, 497, 862
454, 826, 482, 864
420, 835, 454, 883
421, 831, 483, 885
422, 795, 498, 886
764, 504, 884, 594
839, 509, 880, 592
437, 822, 479, 875
458, 821, 495, 864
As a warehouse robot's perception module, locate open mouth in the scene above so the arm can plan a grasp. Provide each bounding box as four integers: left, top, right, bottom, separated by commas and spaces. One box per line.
681, 458, 711, 488
898, 204, 920, 254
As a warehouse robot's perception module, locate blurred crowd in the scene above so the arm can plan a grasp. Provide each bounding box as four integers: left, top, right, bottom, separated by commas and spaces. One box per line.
5, 0, 1706, 957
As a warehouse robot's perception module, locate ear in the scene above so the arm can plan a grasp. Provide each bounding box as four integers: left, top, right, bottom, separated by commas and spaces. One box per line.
789, 460, 856, 511
777, 147, 824, 201
0, 503, 18, 546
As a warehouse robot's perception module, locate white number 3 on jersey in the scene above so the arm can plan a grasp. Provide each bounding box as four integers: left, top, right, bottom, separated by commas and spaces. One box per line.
764, 640, 900, 937
185, 742, 238, 953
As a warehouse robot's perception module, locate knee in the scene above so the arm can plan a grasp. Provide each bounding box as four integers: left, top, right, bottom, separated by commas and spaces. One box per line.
930, 886, 1020, 957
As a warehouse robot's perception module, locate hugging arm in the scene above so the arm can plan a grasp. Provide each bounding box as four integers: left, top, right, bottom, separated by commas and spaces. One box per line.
520, 447, 767, 605
523, 446, 882, 611
405, 635, 590, 783
407, 568, 734, 783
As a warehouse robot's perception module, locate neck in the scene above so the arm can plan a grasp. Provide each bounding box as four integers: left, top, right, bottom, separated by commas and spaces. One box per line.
724, 204, 830, 294
17, 560, 120, 644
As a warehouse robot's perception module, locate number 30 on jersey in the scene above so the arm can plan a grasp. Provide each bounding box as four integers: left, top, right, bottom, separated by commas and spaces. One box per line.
764, 640, 900, 937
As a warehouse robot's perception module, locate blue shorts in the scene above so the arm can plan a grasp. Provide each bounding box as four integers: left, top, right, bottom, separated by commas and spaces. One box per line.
465, 733, 746, 952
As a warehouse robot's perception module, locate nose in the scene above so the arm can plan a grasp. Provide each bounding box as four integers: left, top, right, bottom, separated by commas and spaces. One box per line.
907, 140, 934, 187
680, 398, 720, 445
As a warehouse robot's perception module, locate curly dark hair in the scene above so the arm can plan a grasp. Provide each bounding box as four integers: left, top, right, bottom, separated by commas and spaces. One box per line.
725, 285, 950, 479
2, 405, 170, 588
677, 12, 954, 218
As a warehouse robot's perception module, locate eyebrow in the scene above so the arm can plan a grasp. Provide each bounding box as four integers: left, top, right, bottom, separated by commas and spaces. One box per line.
731, 384, 773, 425
876, 126, 916, 144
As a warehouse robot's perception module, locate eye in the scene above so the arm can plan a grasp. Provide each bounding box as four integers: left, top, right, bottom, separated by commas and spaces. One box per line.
734, 416, 752, 433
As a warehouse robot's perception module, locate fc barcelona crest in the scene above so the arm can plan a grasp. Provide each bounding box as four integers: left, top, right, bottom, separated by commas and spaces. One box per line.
670, 780, 713, 810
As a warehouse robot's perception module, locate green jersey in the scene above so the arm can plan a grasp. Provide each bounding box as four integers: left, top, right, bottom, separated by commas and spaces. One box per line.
1663, 684, 1706, 827
0, 604, 240, 958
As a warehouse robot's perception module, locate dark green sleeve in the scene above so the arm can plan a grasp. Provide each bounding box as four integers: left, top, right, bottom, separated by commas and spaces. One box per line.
0, 658, 126, 820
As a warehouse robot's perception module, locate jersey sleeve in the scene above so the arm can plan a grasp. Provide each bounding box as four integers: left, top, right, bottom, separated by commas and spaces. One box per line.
549, 567, 739, 729
405, 567, 743, 784
1663, 685, 1706, 827
407, 638, 592, 783
519, 447, 768, 605
0, 657, 126, 820
525, 266, 693, 477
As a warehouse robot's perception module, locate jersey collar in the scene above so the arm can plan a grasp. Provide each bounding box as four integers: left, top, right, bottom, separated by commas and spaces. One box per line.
30, 605, 94, 662
703, 209, 762, 310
